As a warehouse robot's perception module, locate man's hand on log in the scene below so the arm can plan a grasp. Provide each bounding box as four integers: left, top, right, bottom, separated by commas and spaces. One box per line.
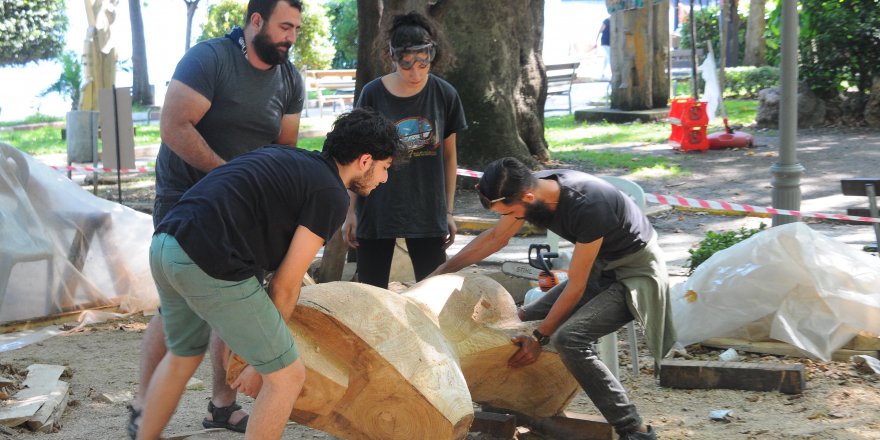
508, 335, 542, 368
231, 365, 263, 398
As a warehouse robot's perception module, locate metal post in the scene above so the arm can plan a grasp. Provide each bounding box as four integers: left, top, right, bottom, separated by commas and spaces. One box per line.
770, 0, 804, 226
867, 184, 880, 258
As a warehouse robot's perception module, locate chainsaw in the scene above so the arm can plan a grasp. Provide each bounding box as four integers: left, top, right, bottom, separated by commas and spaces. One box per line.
501, 244, 569, 292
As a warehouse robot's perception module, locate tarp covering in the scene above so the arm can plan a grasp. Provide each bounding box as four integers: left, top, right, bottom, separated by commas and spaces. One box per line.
672, 222, 880, 361
0, 143, 157, 324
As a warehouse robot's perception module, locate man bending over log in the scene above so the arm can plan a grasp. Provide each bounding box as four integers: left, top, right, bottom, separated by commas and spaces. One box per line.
429, 157, 676, 440
136, 108, 406, 440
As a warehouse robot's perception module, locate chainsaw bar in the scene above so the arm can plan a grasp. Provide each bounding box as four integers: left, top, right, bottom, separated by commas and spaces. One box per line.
501, 261, 543, 281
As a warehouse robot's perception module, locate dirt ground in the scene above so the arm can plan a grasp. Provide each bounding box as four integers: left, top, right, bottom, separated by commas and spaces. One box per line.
2, 127, 880, 439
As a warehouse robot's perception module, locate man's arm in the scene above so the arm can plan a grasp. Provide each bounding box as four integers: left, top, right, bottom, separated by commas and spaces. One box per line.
159, 79, 226, 173
442, 134, 458, 250
430, 213, 524, 276
269, 225, 326, 322
341, 190, 359, 248
275, 113, 302, 146
508, 237, 603, 368
536, 237, 603, 337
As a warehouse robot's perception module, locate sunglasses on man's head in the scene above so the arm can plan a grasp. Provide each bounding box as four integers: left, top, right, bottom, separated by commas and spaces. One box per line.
390, 42, 436, 70
476, 184, 508, 209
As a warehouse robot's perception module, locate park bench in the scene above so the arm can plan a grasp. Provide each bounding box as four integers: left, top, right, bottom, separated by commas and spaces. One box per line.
670, 48, 703, 96
304, 69, 356, 117
545, 62, 580, 114
840, 178, 880, 255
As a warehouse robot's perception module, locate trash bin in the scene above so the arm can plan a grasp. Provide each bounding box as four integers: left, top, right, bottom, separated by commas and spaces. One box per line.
66, 110, 99, 163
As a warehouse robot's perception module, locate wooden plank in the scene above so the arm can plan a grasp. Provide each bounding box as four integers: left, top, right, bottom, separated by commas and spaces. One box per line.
844, 333, 880, 351
471, 411, 516, 438
26, 382, 69, 432
659, 359, 805, 394
481, 407, 612, 440
0, 364, 66, 426
701, 337, 879, 362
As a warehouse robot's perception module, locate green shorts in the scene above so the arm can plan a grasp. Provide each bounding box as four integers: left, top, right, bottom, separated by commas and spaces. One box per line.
149, 233, 299, 374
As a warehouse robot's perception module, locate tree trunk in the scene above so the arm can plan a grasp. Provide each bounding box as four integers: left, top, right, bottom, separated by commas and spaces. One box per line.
226, 274, 580, 439
651, 0, 670, 108
743, 0, 766, 66
610, 7, 654, 110
355, 0, 546, 168
184, 0, 200, 51
439, 0, 547, 167
722, 0, 740, 67
129, 0, 153, 106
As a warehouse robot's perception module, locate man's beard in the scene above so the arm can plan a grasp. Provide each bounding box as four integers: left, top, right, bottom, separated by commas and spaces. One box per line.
252, 29, 291, 65
348, 165, 376, 197
523, 200, 555, 229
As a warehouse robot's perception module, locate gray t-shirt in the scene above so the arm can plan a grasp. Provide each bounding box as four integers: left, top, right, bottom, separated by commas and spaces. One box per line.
353, 74, 467, 239
536, 170, 654, 262
155, 36, 305, 200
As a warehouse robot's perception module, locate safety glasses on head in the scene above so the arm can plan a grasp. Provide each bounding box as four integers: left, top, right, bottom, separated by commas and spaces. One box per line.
389, 42, 436, 69
476, 184, 509, 209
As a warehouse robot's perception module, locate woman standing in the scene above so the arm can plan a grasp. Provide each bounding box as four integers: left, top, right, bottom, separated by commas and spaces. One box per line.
343, 12, 467, 288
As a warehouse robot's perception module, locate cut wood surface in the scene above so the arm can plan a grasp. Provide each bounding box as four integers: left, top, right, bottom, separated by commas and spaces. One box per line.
0, 364, 66, 427
227, 274, 580, 439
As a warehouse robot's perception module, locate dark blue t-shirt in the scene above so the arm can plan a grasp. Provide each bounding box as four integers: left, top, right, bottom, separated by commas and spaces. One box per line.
155, 147, 349, 281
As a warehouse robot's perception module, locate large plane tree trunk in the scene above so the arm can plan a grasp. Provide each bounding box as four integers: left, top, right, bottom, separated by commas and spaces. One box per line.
609, 1, 670, 110
743, 0, 766, 66
129, 0, 152, 106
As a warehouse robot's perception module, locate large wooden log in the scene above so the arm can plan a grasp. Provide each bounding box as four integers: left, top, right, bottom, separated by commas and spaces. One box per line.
228, 274, 580, 439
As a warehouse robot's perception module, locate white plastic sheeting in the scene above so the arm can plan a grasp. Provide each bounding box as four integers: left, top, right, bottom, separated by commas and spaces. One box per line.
672, 222, 880, 361
0, 143, 157, 324
699, 51, 720, 122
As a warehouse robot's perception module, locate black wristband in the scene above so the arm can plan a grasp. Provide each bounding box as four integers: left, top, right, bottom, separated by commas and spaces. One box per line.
533, 329, 550, 346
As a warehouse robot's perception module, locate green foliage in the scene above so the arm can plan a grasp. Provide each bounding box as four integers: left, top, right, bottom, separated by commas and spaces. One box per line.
0, 0, 67, 65
293, 0, 335, 70
296, 136, 324, 152
798, 0, 880, 98
679, 6, 746, 63
326, 0, 357, 68
40, 51, 83, 111
0, 113, 61, 127
723, 66, 779, 98
198, 0, 245, 42
0, 123, 161, 156
686, 223, 767, 275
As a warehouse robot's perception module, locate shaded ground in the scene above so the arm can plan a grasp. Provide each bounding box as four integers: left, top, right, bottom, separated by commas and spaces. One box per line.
4, 127, 880, 439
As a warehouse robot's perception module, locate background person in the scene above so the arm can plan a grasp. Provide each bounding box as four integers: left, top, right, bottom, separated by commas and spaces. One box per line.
596, 16, 611, 79
137, 108, 406, 440
430, 157, 675, 440
341, 12, 467, 288
130, 0, 306, 435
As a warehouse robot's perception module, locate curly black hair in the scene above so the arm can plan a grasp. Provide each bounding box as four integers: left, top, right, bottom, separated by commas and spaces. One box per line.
321, 107, 408, 167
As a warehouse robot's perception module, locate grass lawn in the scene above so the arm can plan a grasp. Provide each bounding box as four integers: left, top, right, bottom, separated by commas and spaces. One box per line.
545, 99, 758, 177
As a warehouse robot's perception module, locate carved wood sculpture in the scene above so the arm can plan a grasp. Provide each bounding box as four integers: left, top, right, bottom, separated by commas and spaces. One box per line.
227, 273, 580, 440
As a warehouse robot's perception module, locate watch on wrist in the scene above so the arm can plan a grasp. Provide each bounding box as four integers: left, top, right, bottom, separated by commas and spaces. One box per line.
533, 329, 550, 346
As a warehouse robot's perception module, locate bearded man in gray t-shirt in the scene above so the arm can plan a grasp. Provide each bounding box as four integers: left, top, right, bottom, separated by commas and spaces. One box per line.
129, 1, 305, 437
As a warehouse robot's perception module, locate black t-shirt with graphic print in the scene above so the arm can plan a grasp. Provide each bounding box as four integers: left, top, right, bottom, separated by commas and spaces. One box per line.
353, 74, 467, 239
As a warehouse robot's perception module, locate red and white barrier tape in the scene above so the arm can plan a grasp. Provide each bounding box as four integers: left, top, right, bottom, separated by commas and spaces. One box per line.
51, 165, 155, 174
456, 168, 880, 224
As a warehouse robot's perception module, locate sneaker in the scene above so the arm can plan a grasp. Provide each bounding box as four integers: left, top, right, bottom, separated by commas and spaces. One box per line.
620, 425, 657, 440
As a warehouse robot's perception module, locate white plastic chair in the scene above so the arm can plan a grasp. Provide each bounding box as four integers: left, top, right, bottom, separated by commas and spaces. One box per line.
546, 175, 646, 379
